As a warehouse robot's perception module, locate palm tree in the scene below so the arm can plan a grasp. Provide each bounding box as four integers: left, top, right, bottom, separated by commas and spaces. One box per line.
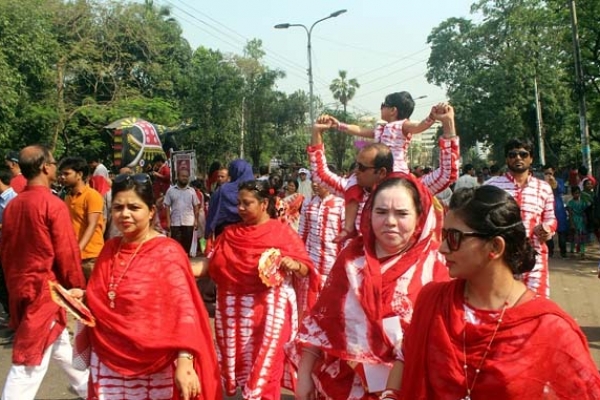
329, 70, 360, 118
329, 70, 360, 170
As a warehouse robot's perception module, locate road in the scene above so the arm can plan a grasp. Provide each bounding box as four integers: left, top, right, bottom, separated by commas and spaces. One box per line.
1, 246, 599, 399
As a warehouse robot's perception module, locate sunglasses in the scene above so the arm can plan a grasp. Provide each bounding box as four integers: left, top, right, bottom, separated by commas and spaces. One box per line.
356, 162, 377, 172
507, 150, 530, 159
442, 228, 491, 251
114, 173, 151, 184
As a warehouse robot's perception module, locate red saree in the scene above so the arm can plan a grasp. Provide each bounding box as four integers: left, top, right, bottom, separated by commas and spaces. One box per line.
401, 280, 600, 399
295, 173, 450, 399
86, 236, 221, 400
209, 218, 317, 399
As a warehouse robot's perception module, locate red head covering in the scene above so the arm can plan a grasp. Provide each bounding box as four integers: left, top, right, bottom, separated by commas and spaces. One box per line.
358, 172, 444, 322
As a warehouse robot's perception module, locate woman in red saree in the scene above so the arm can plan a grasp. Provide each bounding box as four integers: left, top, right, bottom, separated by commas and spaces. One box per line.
400, 185, 600, 399
84, 173, 221, 400
195, 179, 319, 399
295, 173, 450, 399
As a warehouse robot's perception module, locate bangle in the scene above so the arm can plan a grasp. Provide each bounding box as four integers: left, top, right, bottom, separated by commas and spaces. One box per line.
338, 122, 349, 132
178, 351, 194, 360
380, 389, 401, 400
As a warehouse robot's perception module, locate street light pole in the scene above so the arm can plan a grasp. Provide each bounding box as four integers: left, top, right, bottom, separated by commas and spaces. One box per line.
568, 0, 592, 174
275, 9, 347, 124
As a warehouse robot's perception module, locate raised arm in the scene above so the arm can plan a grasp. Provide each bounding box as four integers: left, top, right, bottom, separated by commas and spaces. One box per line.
420, 104, 459, 195
325, 114, 375, 138
308, 118, 349, 198
403, 109, 436, 135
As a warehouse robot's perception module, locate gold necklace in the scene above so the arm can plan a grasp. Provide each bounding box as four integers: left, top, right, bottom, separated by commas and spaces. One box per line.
460, 281, 514, 400
107, 233, 149, 308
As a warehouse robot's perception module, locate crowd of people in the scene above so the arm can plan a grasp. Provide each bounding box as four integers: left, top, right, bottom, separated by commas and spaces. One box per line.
1, 92, 599, 400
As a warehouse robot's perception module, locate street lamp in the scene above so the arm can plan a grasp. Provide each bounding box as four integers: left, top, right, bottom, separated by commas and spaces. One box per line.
275, 9, 347, 124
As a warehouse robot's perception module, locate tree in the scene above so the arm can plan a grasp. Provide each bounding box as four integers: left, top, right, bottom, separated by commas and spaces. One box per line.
329, 70, 360, 170
427, 0, 585, 167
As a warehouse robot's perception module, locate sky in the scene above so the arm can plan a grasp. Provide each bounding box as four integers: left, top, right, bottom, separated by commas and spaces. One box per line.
153, 0, 478, 120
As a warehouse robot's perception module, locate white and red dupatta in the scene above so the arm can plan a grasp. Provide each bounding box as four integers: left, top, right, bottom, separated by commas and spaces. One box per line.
295, 172, 449, 399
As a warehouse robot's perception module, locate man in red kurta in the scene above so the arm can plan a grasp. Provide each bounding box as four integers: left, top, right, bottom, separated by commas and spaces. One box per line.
0, 145, 88, 400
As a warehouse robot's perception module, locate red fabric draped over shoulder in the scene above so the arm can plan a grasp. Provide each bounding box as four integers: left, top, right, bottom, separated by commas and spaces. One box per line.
87, 236, 221, 400
294, 173, 449, 398
401, 280, 600, 399
210, 218, 318, 305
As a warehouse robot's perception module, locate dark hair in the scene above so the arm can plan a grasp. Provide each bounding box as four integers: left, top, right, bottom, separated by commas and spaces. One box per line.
208, 160, 227, 176
0, 168, 12, 185
489, 164, 500, 174
286, 179, 299, 192
384, 91, 415, 120
542, 164, 555, 171
59, 157, 90, 180
153, 154, 166, 163
362, 143, 394, 173
268, 173, 283, 191
371, 177, 423, 217
578, 165, 588, 176
259, 165, 269, 176
111, 173, 155, 209
19, 145, 53, 180
450, 186, 536, 274
238, 180, 278, 218
571, 185, 581, 194
5, 151, 19, 164
504, 138, 534, 158
462, 163, 474, 175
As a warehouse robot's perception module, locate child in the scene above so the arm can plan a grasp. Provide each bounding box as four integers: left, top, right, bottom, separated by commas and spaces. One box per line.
567, 186, 590, 259
325, 92, 437, 242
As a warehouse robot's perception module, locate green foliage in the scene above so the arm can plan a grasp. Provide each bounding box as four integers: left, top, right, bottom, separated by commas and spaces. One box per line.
0, 0, 310, 171
329, 70, 360, 170
427, 0, 599, 168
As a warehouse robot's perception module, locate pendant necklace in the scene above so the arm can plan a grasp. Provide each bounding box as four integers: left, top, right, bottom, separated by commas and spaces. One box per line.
460, 281, 514, 400
107, 233, 149, 308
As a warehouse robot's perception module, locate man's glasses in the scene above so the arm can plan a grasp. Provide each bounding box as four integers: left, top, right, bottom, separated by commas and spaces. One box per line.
114, 173, 151, 185
507, 150, 530, 159
442, 228, 491, 252
356, 162, 377, 172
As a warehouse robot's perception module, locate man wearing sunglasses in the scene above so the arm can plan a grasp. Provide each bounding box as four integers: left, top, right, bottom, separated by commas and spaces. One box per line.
485, 138, 556, 298
308, 103, 459, 234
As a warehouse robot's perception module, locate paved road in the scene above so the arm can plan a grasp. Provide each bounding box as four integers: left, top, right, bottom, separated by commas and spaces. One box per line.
1, 247, 599, 399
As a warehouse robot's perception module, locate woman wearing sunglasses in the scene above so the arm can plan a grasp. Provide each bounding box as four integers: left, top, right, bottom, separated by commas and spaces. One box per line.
399, 185, 600, 399
295, 173, 449, 400
81, 173, 221, 400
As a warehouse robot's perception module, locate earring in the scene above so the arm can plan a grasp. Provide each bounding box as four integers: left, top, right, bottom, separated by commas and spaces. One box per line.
488, 252, 495, 260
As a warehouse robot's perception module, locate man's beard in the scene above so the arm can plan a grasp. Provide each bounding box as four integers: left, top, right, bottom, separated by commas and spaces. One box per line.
507, 163, 529, 174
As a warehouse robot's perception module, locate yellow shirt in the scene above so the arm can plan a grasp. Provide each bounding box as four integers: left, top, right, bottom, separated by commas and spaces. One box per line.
65, 185, 105, 259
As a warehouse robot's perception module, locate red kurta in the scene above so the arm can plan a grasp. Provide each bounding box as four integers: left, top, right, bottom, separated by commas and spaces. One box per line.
0, 185, 85, 365
86, 236, 221, 400
209, 218, 317, 399
401, 280, 600, 399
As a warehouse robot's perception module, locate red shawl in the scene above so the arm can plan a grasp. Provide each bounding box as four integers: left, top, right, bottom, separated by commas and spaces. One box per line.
401, 280, 600, 399
295, 173, 449, 398
210, 218, 318, 305
86, 236, 221, 400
